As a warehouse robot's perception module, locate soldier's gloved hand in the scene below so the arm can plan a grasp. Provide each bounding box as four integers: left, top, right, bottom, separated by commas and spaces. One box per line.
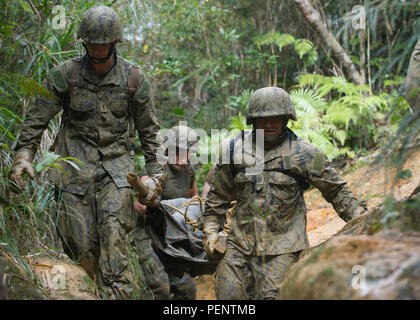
353, 205, 368, 218
204, 232, 220, 256
135, 172, 168, 208
203, 217, 221, 256
9, 149, 35, 189
146, 173, 166, 195
342, 202, 368, 222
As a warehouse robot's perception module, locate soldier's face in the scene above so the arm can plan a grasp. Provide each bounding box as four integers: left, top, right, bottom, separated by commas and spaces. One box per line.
167, 147, 190, 170
85, 42, 114, 59
255, 116, 285, 138
175, 148, 188, 166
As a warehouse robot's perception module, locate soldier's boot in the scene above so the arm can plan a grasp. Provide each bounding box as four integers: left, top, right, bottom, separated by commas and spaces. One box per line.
100, 282, 134, 300
169, 273, 196, 300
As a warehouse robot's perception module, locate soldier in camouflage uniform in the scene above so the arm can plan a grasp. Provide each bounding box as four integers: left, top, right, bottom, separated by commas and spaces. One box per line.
9, 6, 164, 299
405, 37, 420, 114
203, 87, 367, 300
133, 125, 198, 300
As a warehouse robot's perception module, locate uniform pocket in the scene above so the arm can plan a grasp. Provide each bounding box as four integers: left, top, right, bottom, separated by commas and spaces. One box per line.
68, 90, 97, 137
110, 93, 129, 118
267, 171, 299, 206
267, 171, 296, 185
69, 91, 96, 113
234, 172, 255, 201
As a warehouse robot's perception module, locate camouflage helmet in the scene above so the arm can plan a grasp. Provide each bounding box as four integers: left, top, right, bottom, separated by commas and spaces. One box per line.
246, 87, 297, 124
165, 124, 198, 151
78, 6, 123, 44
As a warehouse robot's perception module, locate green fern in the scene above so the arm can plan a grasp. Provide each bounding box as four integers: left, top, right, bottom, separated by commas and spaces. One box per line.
272, 32, 295, 51
254, 31, 316, 63
293, 73, 408, 153
0, 70, 56, 99
294, 39, 313, 59
290, 88, 326, 114
228, 113, 249, 135
289, 88, 348, 159
35, 152, 86, 175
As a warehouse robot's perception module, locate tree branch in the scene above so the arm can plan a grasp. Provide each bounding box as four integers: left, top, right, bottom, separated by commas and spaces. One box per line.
295, 0, 364, 85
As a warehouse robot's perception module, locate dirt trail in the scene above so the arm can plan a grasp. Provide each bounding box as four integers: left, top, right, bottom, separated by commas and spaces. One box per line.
195, 147, 420, 300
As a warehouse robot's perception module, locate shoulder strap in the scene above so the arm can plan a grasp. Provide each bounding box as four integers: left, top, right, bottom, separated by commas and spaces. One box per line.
68, 57, 81, 87
127, 64, 141, 159
127, 64, 141, 95
228, 130, 244, 178
229, 138, 238, 178
66, 57, 84, 95
50, 58, 81, 152
274, 168, 310, 191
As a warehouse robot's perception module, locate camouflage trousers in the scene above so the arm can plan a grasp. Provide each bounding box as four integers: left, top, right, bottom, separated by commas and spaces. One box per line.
215, 243, 300, 300
54, 165, 137, 299
132, 220, 170, 299
133, 221, 196, 300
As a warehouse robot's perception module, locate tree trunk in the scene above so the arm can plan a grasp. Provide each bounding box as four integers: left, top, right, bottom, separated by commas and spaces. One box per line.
295, 0, 364, 85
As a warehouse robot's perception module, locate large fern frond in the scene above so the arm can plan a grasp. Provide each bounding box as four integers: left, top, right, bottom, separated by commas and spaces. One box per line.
290, 88, 326, 114
294, 39, 313, 59
273, 32, 295, 51
0, 70, 56, 99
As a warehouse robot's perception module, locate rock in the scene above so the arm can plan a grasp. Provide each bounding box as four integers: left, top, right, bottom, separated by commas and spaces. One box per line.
278, 231, 420, 299
0, 251, 100, 300
0, 256, 49, 300
278, 194, 420, 300
27, 256, 100, 300
0, 270, 6, 300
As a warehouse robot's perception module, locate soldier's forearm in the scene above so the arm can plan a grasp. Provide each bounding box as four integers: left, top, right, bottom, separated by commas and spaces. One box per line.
144, 160, 164, 176
335, 195, 367, 222
203, 197, 230, 227
311, 167, 366, 221
133, 98, 164, 175
203, 214, 223, 234
14, 82, 62, 154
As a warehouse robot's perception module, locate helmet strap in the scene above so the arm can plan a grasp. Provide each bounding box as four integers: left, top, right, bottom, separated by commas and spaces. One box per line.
83, 42, 116, 65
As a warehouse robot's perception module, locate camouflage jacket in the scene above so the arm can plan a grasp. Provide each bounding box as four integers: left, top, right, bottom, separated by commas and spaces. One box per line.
15, 55, 163, 195
204, 130, 366, 256
405, 37, 420, 113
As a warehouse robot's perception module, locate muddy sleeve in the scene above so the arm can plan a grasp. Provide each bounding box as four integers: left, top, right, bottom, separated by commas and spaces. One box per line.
203, 163, 234, 227
132, 75, 164, 176
14, 64, 69, 155
305, 150, 367, 222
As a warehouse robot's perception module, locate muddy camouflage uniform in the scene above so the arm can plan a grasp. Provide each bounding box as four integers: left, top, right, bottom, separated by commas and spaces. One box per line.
13, 6, 163, 299
134, 163, 197, 300
405, 37, 420, 114
204, 87, 367, 300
